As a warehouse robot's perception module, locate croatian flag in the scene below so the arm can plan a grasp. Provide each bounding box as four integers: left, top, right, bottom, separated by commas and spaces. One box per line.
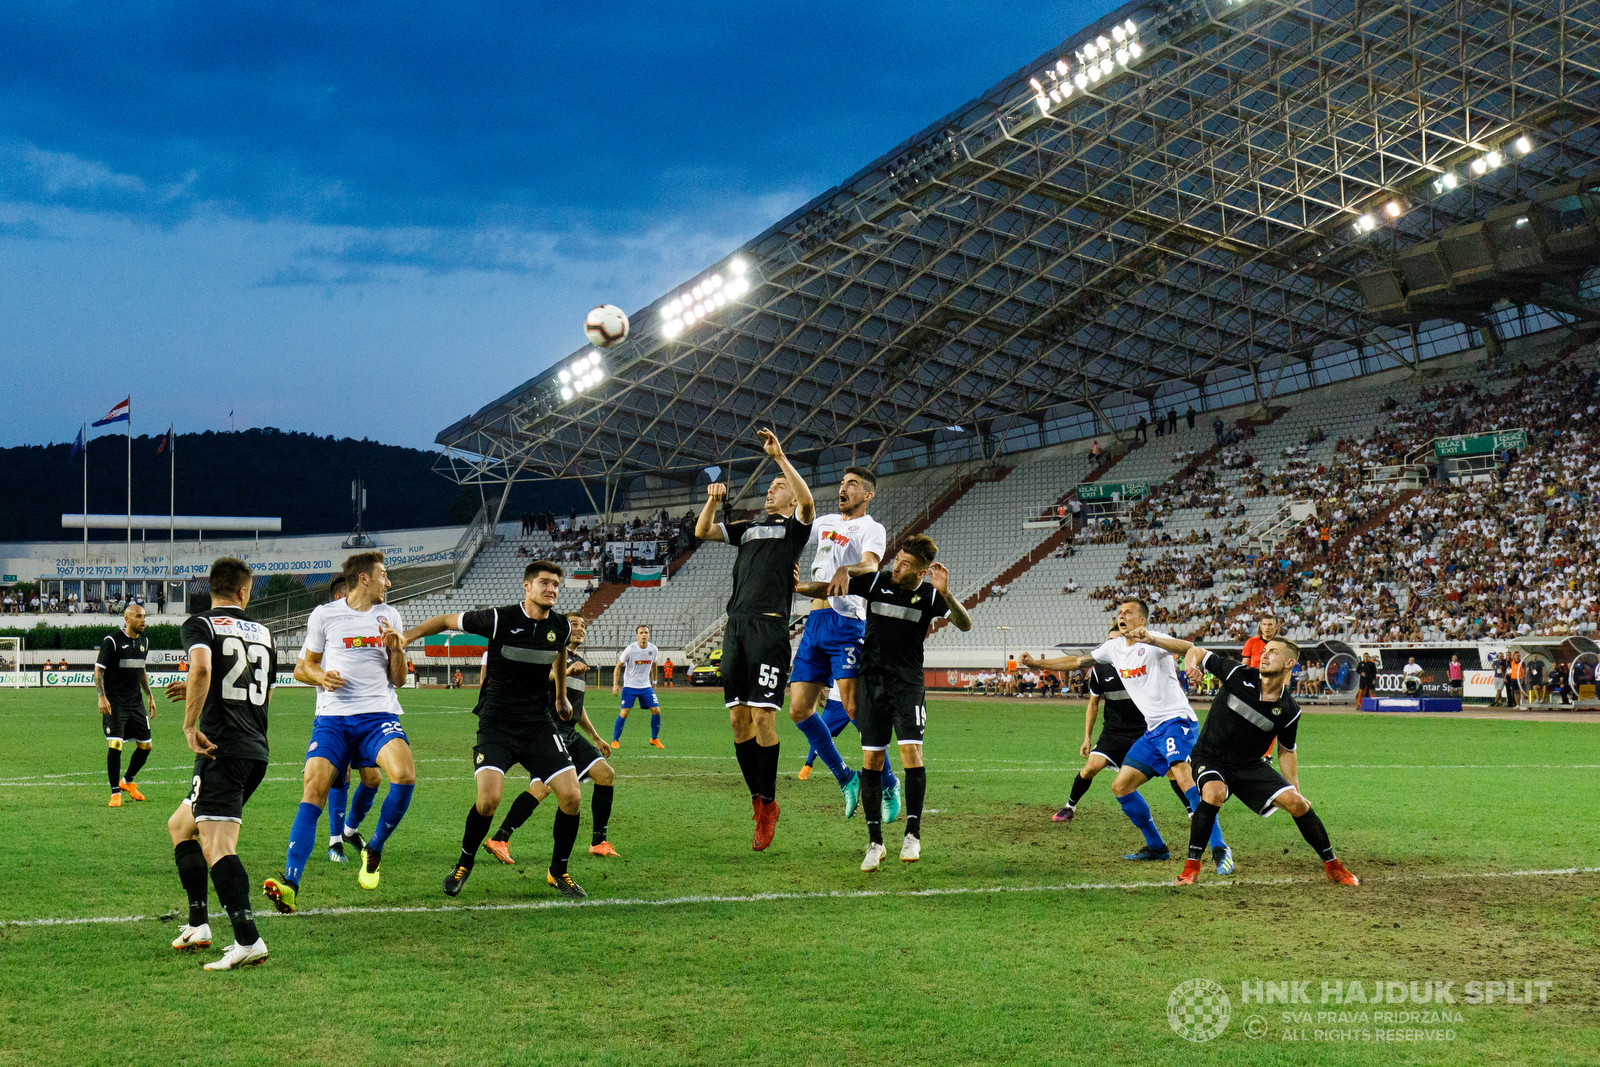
630, 564, 664, 588
93, 397, 131, 427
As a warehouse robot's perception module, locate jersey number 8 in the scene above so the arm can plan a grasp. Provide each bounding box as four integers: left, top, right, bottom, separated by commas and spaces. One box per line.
220, 637, 271, 706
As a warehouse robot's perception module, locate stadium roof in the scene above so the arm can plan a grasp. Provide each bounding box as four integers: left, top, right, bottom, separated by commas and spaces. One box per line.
437, 0, 1600, 501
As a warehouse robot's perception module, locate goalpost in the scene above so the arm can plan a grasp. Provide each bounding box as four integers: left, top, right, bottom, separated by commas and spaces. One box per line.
0, 636, 26, 687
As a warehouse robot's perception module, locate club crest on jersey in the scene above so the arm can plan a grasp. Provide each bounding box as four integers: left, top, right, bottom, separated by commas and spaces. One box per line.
1136, 646, 1146, 656
1120, 665, 1149, 679
342, 635, 383, 648
911, 595, 920, 604
546, 631, 557, 642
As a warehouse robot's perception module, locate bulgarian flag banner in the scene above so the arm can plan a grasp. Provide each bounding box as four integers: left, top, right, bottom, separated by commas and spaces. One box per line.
630, 564, 664, 588
573, 566, 596, 580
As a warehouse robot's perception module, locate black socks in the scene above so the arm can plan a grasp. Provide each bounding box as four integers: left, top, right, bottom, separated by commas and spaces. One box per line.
904, 766, 926, 839
1067, 772, 1094, 807
107, 748, 121, 792
1187, 801, 1221, 861
125, 746, 149, 782
173, 840, 209, 927
460, 805, 493, 868
208, 854, 259, 946
493, 792, 539, 842
861, 768, 884, 845
756, 742, 779, 804
550, 809, 580, 876
1293, 809, 1336, 862
734, 738, 761, 801
1170, 777, 1190, 811
591, 784, 613, 845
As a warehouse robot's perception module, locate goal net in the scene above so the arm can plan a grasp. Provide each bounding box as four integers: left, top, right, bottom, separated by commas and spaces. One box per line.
0, 636, 25, 687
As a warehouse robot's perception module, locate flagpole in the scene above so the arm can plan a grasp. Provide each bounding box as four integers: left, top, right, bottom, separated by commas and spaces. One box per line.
126, 397, 132, 584
82, 423, 88, 568
168, 425, 175, 552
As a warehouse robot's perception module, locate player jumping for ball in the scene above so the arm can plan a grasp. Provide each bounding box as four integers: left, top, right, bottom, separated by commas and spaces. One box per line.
797, 534, 970, 868
694, 428, 815, 851
1128, 628, 1360, 886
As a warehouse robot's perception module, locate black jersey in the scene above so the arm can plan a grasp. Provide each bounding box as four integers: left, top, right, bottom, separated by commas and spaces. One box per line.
565, 649, 590, 695
460, 604, 570, 728
179, 607, 275, 761
846, 570, 949, 685
721, 511, 811, 616
1358, 660, 1378, 686
95, 627, 149, 704
1190, 651, 1300, 767
1087, 662, 1143, 735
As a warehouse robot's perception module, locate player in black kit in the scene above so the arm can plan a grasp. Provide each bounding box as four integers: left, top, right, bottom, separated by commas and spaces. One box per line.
164, 557, 276, 969
96, 602, 157, 806
1053, 624, 1193, 823
798, 535, 971, 870
695, 428, 815, 850
484, 614, 621, 863
1131, 628, 1361, 886
401, 561, 588, 898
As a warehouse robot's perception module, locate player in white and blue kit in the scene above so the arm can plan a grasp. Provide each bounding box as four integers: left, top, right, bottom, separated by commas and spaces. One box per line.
788, 466, 886, 818
263, 552, 418, 913
1023, 598, 1230, 871
611, 625, 664, 749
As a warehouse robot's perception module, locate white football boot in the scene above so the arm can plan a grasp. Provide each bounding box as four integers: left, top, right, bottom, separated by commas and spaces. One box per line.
203, 938, 268, 971
171, 923, 211, 951
861, 842, 887, 872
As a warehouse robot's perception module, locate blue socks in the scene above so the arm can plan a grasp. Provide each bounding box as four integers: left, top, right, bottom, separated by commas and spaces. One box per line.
796, 713, 852, 787
650, 712, 661, 740
881, 761, 899, 793
348, 781, 378, 830
327, 784, 348, 841
1117, 792, 1165, 849
285, 801, 322, 887
1185, 785, 1226, 850
613, 715, 627, 742
366, 783, 414, 853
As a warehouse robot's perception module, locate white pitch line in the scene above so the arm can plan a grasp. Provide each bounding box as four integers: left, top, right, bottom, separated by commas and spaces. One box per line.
7, 866, 1598, 929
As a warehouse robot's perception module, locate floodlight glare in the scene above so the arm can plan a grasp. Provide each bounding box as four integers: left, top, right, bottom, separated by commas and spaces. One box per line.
1089, 66, 1102, 83
1359, 214, 1375, 231
1115, 48, 1129, 66
691, 284, 703, 300
1486, 150, 1503, 169
713, 291, 727, 307
1443, 172, 1458, 189
1074, 72, 1088, 89
1124, 18, 1136, 33
1113, 24, 1127, 42
1384, 200, 1402, 217
730, 257, 747, 274
1514, 135, 1533, 154
559, 368, 571, 383
1471, 157, 1488, 175
1060, 83, 1073, 100
1096, 35, 1109, 50
662, 318, 682, 338
1084, 42, 1098, 59
1049, 87, 1062, 103
561, 386, 573, 401
1029, 77, 1043, 92
1100, 57, 1114, 75
1055, 59, 1067, 75
1129, 41, 1143, 58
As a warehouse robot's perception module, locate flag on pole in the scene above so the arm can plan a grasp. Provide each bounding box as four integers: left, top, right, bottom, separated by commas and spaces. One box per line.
630, 564, 665, 588
157, 425, 173, 453
68, 426, 84, 461
92, 397, 131, 427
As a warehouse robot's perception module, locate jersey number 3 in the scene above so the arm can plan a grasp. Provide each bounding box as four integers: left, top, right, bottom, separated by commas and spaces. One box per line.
220, 637, 270, 705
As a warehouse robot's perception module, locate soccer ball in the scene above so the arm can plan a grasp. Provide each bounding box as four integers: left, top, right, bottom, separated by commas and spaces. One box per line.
584, 305, 630, 348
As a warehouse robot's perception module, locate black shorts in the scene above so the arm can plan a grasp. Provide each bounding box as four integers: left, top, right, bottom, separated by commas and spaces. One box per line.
185, 756, 268, 823
857, 674, 925, 749
722, 614, 791, 710
1192, 757, 1297, 816
557, 728, 605, 782
103, 701, 151, 744
1090, 729, 1144, 768
474, 722, 576, 786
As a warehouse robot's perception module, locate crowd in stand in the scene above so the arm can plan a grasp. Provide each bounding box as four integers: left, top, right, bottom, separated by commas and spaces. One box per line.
2, 589, 165, 615
514, 507, 700, 585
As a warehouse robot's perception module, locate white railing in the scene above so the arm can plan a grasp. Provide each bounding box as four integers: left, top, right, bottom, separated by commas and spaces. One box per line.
686, 613, 727, 661
452, 504, 492, 588
1248, 500, 1316, 550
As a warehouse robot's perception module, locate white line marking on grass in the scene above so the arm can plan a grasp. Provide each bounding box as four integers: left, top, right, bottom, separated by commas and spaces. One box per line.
7, 867, 1598, 929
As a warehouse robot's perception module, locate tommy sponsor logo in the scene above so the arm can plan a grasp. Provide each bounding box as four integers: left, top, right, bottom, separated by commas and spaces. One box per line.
820, 530, 853, 546
1120, 665, 1149, 679
342, 636, 384, 648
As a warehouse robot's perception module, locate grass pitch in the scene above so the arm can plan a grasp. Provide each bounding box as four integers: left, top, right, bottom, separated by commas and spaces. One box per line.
1, 685, 1596, 1066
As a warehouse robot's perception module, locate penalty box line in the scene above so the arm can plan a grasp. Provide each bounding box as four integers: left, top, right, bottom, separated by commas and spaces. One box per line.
7, 866, 1599, 930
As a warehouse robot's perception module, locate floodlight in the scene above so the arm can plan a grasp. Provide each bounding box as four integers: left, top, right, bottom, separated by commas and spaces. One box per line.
1384, 200, 1402, 218
1100, 57, 1114, 75
662, 318, 682, 338
1089, 66, 1101, 83
561, 386, 573, 401
1096, 35, 1109, 50
1443, 172, 1458, 189
1029, 77, 1043, 92
559, 368, 571, 383
1129, 41, 1143, 58
728, 276, 749, 296
1471, 158, 1488, 175
1055, 59, 1068, 75
713, 292, 727, 307
1115, 48, 1129, 66
1113, 24, 1127, 42
692, 284, 704, 300
730, 257, 747, 274
1060, 83, 1073, 100
1124, 18, 1137, 33
1486, 150, 1503, 169
1514, 136, 1533, 155
710, 274, 722, 288
1084, 42, 1098, 59
1049, 88, 1062, 103
1074, 72, 1088, 89
1358, 214, 1375, 231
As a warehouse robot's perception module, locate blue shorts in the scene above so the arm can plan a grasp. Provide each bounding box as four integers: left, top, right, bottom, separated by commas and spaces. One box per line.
1122, 717, 1198, 779
791, 609, 865, 686
306, 713, 408, 771
620, 686, 659, 710
820, 697, 852, 737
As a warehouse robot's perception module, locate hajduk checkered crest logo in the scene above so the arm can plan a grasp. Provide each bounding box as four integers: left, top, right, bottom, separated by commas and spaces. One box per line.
1167, 978, 1230, 1042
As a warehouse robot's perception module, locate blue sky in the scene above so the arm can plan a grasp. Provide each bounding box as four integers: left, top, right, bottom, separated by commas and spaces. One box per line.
0, 1, 1116, 450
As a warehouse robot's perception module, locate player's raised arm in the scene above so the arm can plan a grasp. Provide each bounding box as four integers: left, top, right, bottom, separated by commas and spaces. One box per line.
758, 428, 814, 523
1130, 628, 1194, 657
928, 563, 971, 632
695, 483, 727, 542
794, 579, 831, 598
399, 612, 463, 646
380, 616, 407, 688
1022, 651, 1095, 672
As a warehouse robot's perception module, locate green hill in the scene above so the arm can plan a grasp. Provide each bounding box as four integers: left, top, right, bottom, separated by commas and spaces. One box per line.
0, 428, 591, 541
